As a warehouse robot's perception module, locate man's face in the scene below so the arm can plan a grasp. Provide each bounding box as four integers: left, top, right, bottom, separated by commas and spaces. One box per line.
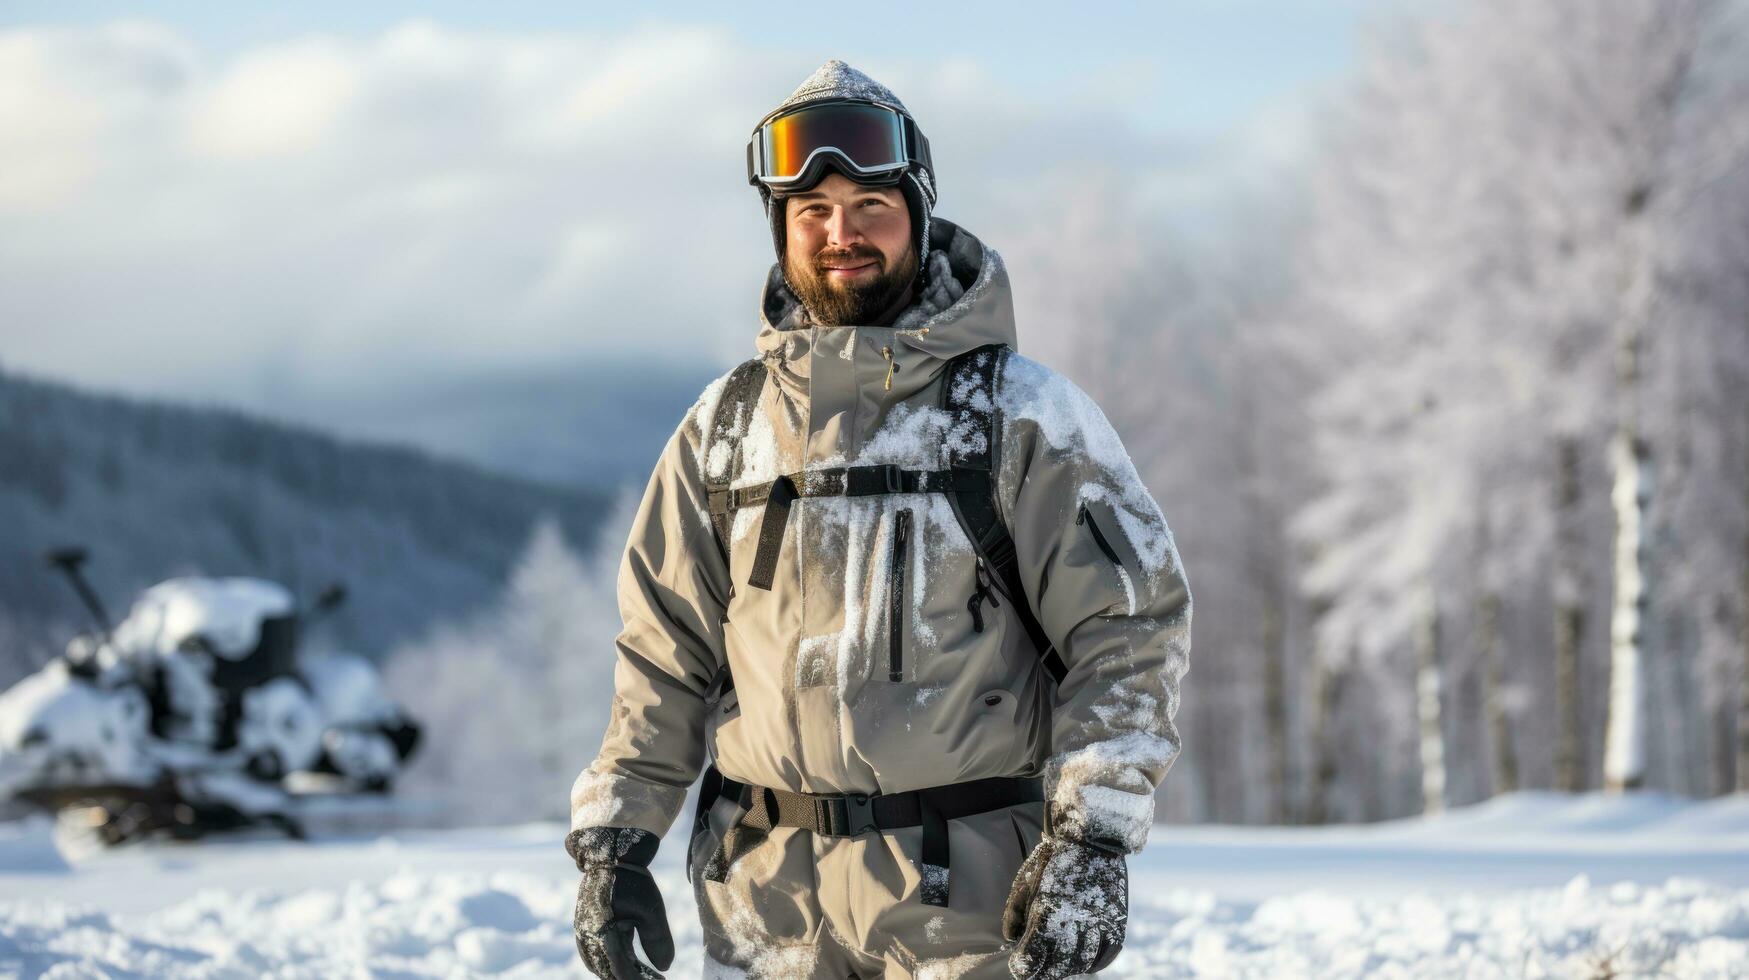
782, 171, 917, 326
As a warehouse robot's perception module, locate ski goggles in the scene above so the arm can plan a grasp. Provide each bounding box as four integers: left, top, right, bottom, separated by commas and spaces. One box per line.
747, 99, 932, 192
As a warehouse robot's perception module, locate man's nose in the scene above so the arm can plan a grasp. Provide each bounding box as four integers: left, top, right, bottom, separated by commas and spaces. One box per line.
824, 205, 864, 247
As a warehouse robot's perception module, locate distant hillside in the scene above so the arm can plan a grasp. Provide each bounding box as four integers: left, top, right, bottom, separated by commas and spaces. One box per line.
259, 359, 725, 493
0, 365, 608, 687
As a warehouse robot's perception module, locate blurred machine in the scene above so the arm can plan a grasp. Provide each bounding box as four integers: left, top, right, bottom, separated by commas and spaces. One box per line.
0, 548, 422, 844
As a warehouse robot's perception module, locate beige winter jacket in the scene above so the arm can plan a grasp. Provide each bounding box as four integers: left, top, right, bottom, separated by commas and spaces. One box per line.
571, 217, 1191, 855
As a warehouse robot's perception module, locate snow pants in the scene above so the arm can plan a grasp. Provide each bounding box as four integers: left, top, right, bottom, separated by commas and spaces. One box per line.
688, 789, 1047, 979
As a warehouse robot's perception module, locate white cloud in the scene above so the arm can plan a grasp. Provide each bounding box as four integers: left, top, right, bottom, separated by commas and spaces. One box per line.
0, 19, 1318, 427
0, 20, 196, 209
522, 220, 624, 316
0, 34, 106, 208
185, 38, 360, 158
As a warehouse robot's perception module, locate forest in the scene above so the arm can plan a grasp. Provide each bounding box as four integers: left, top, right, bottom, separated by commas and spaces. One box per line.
1044, 0, 1749, 823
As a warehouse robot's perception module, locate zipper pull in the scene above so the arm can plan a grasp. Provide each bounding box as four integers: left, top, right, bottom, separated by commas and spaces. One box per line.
976, 556, 1001, 608
967, 556, 1001, 634
882, 344, 896, 391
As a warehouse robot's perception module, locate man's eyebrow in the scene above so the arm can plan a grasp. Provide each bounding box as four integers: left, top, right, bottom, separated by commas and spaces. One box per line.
788, 189, 896, 202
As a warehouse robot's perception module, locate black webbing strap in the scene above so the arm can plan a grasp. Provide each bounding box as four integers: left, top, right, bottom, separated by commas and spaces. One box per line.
704, 357, 771, 598
982, 523, 1067, 683
695, 763, 1044, 906
707, 463, 975, 515
940, 345, 1070, 685
728, 772, 1042, 835
919, 792, 950, 905
745, 475, 796, 592
730, 465, 982, 591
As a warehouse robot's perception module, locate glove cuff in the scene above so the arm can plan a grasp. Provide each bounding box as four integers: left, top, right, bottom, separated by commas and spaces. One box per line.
1044, 802, 1133, 856
564, 826, 659, 872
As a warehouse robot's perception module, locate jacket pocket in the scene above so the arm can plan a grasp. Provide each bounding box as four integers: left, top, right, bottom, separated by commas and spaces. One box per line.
888, 507, 912, 682
1077, 500, 1137, 615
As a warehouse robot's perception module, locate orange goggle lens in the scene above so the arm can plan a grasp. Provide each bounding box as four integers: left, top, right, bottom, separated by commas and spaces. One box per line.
758, 102, 906, 181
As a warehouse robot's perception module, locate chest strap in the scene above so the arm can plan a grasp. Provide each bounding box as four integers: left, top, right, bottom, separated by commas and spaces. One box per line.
699, 344, 1068, 683
717, 464, 990, 591
695, 762, 1042, 907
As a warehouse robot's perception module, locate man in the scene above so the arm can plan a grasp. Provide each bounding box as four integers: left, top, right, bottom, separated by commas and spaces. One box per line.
566, 60, 1191, 979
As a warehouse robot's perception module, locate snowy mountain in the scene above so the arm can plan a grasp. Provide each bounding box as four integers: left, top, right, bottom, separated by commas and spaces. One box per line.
2, 790, 1746, 977
0, 365, 608, 687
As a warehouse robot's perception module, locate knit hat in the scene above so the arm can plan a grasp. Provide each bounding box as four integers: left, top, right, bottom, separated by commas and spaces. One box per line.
753, 60, 938, 292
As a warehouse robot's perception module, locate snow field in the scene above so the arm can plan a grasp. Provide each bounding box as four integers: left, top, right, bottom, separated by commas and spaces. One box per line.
1122, 875, 1748, 978
4, 863, 1744, 978
2, 791, 1747, 978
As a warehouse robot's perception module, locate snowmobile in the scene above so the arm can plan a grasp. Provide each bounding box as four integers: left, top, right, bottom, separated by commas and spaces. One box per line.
0, 548, 422, 845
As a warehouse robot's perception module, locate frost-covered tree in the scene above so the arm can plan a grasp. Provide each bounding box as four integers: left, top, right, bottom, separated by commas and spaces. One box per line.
1000, 169, 1313, 823
993, 164, 1308, 822
383, 492, 638, 825
1288, 0, 1749, 808
1625, 2, 1749, 795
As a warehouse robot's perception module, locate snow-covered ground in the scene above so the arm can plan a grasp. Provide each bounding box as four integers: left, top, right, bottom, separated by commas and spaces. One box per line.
3, 791, 1748, 978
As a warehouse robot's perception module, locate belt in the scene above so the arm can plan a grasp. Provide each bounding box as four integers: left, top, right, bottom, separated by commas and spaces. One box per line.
690, 764, 1043, 907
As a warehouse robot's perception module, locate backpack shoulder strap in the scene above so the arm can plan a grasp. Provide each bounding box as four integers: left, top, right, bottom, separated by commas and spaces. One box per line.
696, 356, 767, 711
940, 344, 1069, 684
703, 356, 769, 593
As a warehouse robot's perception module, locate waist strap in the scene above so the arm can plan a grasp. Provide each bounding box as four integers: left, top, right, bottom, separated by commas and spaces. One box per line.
721, 771, 1042, 837
695, 765, 1043, 907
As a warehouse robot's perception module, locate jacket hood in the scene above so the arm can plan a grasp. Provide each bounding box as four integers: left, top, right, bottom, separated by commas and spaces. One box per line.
752, 217, 1018, 400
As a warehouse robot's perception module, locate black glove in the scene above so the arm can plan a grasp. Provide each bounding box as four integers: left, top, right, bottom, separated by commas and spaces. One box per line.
566, 827, 675, 980
1001, 832, 1128, 979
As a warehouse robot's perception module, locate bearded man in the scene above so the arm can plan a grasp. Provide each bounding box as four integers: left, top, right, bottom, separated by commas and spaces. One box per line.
565, 59, 1192, 980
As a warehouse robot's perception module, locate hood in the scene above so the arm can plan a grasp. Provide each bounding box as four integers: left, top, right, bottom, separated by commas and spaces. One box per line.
752, 217, 1018, 403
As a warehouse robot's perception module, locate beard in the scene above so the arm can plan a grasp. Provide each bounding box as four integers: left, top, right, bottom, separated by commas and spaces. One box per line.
785, 240, 919, 327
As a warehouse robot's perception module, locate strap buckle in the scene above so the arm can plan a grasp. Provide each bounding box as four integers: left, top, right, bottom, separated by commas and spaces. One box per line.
880, 463, 904, 493
843, 793, 878, 836
817, 793, 879, 837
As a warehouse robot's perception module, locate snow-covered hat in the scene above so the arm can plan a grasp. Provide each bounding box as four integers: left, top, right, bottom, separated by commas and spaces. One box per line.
753, 60, 937, 289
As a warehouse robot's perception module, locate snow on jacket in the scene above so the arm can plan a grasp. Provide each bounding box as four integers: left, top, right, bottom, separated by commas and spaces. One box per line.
570, 216, 1192, 854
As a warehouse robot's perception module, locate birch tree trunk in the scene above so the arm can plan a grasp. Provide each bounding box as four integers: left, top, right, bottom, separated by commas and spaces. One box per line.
1598, 0, 1713, 795
1415, 582, 1446, 814
1553, 437, 1587, 791
1478, 590, 1517, 794
1262, 601, 1289, 823
1604, 212, 1656, 793
1473, 498, 1517, 796
1230, 361, 1293, 824
1738, 491, 1749, 792
1306, 655, 1346, 826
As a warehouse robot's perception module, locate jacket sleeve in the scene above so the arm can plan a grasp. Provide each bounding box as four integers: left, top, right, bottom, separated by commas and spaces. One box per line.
996, 356, 1193, 854
568, 391, 732, 838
